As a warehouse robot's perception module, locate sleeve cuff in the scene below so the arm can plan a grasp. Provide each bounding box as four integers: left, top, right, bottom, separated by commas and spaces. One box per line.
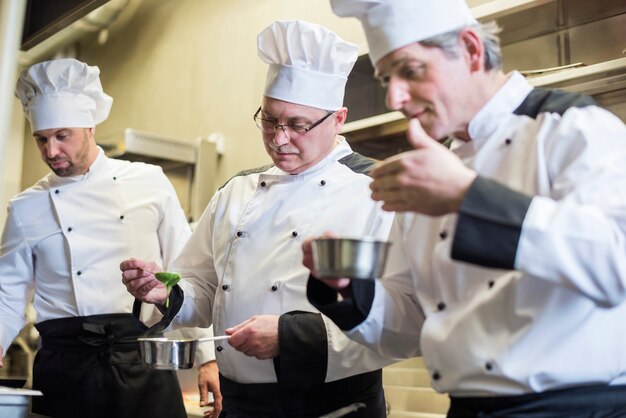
133, 285, 185, 335
452, 176, 533, 269
306, 275, 375, 330
273, 311, 327, 386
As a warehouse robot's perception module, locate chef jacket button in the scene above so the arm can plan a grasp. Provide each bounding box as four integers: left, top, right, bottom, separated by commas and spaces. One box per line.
320, 180, 326, 186
77, 271, 82, 276
291, 231, 298, 237
271, 285, 278, 291
260, 181, 266, 187
488, 280, 495, 289
505, 138, 512, 145
216, 346, 223, 352
439, 231, 447, 240
432, 371, 441, 381
113, 176, 117, 180
236, 231, 243, 237
54, 189, 60, 194
222, 284, 230, 291
119, 215, 125, 220
67, 227, 73, 232
485, 362, 493, 371
437, 302, 446, 311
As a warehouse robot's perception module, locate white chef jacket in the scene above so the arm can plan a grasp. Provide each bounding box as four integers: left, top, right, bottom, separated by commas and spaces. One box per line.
170, 138, 396, 383
312, 72, 626, 396
0, 148, 191, 352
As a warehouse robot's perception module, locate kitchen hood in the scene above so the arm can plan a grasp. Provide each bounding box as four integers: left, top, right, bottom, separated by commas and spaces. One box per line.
106, 128, 198, 163
99, 128, 222, 222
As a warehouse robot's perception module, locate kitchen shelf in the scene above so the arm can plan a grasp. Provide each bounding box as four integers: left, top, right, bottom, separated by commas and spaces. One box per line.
470, 0, 555, 20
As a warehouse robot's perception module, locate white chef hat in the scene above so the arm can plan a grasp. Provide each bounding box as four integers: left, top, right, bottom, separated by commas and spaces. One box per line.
257, 20, 358, 111
14, 58, 113, 132
331, 0, 477, 65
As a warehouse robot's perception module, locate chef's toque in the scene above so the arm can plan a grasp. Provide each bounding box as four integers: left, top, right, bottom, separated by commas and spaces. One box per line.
331, 0, 477, 65
15, 58, 113, 132
257, 20, 358, 111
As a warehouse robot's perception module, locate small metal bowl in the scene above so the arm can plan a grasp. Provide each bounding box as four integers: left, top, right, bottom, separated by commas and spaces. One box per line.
138, 337, 198, 370
312, 237, 391, 280
138, 335, 229, 370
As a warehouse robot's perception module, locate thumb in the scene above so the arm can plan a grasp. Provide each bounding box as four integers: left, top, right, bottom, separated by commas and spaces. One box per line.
407, 118, 436, 150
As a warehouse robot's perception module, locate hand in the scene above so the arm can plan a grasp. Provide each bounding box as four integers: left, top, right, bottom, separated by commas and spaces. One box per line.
225, 315, 280, 359
120, 258, 168, 304
302, 234, 351, 290
198, 360, 222, 418
370, 118, 477, 216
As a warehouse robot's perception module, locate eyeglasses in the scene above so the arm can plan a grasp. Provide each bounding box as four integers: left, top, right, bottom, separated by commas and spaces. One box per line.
253, 107, 335, 135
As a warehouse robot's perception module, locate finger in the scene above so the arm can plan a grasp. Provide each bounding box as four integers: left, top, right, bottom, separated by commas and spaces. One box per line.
198, 384, 209, 405
225, 317, 254, 335
370, 157, 404, 179
370, 175, 402, 194
225, 323, 253, 349
406, 118, 438, 149
119, 258, 143, 271
137, 280, 159, 297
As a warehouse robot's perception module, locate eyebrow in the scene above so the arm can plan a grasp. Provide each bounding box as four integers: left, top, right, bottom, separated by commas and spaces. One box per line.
260, 110, 314, 124
33, 129, 69, 139
374, 56, 412, 81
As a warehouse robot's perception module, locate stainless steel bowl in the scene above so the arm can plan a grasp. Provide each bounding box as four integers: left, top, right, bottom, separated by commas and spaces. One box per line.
138, 335, 229, 370
312, 237, 391, 280
138, 337, 197, 370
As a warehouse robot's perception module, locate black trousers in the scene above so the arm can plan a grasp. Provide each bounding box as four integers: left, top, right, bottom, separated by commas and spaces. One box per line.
448, 384, 626, 418
219, 369, 386, 418
32, 314, 187, 418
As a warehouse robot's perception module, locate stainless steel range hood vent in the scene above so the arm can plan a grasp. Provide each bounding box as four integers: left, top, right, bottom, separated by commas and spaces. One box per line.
111, 128, 198, 163
99, 128, 221, 222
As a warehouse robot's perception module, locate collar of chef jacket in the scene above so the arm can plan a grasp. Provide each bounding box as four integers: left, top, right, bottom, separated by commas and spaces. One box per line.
464, 71, 533, 150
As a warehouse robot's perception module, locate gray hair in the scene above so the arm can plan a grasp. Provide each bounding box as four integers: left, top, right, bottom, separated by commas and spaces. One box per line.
420, 21, 503, 71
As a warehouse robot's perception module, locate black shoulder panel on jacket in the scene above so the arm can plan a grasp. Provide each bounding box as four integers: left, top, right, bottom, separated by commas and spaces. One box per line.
338, 152, 377, 176
514, 88, 597, 119
218, 164, 275, 190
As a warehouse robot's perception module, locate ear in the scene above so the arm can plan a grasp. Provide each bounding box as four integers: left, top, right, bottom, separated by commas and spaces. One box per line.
459, 28, 484, 72
333, 107, 348, 133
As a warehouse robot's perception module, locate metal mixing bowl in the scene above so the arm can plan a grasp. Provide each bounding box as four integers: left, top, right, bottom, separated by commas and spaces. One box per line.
312, 237, 391, 280
138, 337, 197, 370
138, 335, 229, 370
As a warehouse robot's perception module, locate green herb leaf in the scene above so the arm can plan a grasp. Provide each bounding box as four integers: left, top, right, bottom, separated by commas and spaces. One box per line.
154, 272, 181, 308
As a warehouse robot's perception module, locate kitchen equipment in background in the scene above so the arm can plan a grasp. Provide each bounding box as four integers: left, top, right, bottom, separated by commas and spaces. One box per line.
98, 128, 223, 222
138, 335, 229, 370
0, 378, 26, 389
312, 237, 391, 280
0, 387, 43, 418
343, 0, 626, 160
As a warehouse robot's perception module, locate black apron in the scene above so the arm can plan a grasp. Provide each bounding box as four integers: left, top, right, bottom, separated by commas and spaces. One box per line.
218, 369, 386, 418
32, 313, 187, 418
448, 384, 626, 418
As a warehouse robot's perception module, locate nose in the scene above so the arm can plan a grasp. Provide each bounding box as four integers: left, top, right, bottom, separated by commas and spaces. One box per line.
386, 77, 410, 111
272, 126, 290, 147
45, 138, 60, 159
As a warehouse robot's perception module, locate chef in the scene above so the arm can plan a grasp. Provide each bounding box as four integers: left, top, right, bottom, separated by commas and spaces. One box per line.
304, 0, 626, 417
0, 58, 190, 418
121, 20, 396, 418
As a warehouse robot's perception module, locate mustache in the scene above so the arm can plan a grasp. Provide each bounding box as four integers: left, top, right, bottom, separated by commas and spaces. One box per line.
268, 143, 299, 154
47, 158, 69, 164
